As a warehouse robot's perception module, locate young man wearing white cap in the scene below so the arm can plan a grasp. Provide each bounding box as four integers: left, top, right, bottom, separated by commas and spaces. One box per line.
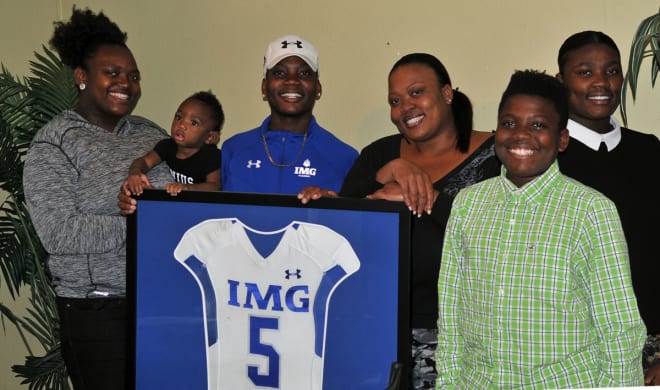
220, 34, 358, 194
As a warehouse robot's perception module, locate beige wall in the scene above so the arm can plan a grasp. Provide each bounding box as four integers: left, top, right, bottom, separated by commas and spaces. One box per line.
2, 1, 659, 150
1, 1, 658, 388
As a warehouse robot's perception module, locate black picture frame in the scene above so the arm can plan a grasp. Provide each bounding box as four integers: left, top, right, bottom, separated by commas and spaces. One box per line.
127, 189, 411, 389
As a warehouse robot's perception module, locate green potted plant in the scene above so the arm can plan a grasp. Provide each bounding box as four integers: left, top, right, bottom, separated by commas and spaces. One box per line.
0, 46, 77, 389
620, 8, 660, 125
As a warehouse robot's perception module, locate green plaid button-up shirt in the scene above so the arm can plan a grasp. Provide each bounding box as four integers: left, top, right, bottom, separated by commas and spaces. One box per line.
436, 162, 646, 389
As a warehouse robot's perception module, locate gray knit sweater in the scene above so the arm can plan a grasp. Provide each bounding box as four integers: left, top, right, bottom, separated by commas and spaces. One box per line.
23, 110, 170, 298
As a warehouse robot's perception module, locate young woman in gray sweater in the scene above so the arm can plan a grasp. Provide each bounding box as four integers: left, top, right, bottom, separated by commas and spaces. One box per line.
23, 7, 170, 389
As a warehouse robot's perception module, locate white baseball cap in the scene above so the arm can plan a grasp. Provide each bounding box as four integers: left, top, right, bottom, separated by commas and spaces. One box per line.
263, 35, 318, 76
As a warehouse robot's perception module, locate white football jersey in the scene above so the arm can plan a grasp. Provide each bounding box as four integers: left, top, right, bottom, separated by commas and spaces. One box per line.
174, 218, 360, 389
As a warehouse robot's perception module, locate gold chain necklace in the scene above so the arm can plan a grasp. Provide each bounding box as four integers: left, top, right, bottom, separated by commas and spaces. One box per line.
261, 131, 308, 167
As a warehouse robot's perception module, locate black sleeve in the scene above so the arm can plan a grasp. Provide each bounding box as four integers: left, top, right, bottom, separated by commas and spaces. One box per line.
339, 135, 401, 197
153, 138, 174, 160
202, 144, 222, 175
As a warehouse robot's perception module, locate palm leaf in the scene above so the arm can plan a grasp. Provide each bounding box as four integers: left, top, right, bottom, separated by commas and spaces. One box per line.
23, 274, 59, 349
26, 47, 77, 138
621, 9, 660, 125
0, 45, 75, 388
0, 303, 35, 356
12, 347, 69, 390
0, 119, 31, 299
0, 197, 30, 298
0, 118, 25, 200
0, 67, 32, 140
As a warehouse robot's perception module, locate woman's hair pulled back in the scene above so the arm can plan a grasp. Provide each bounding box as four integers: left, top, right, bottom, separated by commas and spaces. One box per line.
49, 7, 128, 69
389, 53, 473, 152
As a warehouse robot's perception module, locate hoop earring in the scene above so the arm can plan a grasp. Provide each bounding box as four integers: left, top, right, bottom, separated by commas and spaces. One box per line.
79, 83, 86, 91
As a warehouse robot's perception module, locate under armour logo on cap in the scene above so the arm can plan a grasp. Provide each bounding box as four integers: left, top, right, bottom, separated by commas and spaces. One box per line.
263, 34, 318, 76
281, 40, 303, 49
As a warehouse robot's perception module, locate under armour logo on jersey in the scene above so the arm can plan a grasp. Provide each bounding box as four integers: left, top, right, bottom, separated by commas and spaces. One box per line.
281, 40, 303, 49
285, 269, 302, 279
246, 160, 262, 168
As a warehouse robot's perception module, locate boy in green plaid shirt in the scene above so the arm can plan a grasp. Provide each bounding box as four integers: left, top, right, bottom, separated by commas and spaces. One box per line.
435, 70, 646, 389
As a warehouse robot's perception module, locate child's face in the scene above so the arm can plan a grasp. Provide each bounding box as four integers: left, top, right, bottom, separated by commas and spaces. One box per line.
558, 43, 622, 129
170, 99, 216, 149
495, 94, 569, 188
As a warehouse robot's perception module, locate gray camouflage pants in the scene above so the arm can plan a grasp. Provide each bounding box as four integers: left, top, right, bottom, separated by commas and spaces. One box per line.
412, 328, 437, 389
